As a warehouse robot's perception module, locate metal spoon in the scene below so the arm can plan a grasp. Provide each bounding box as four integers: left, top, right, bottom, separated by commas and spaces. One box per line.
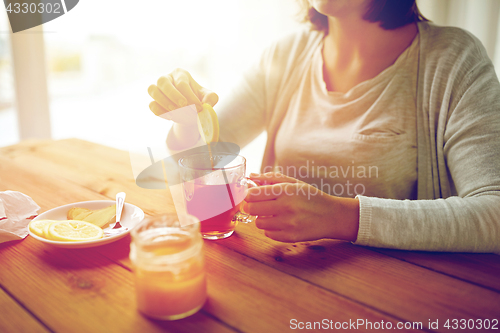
103, 192, 127, 237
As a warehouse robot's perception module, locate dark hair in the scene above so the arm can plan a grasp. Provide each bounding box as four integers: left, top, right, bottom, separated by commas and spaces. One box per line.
298, 0, 428, 32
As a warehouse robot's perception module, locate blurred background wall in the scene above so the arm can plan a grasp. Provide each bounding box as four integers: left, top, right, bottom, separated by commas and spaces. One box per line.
1, 0, 500, 173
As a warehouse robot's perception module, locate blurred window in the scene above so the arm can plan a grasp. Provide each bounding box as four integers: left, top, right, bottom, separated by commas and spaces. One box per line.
39, 0, 300, 156
4, 0, 500, 162
0, 9, 18, 147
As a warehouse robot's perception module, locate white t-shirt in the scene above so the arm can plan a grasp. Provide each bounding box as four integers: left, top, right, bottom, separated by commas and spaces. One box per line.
275, 34, 419, 200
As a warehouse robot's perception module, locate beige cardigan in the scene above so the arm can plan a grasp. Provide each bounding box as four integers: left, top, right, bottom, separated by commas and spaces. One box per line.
217, 22, 500, 252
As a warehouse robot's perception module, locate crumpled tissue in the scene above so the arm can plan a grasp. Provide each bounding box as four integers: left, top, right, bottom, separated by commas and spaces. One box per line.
0, 191, 40, 243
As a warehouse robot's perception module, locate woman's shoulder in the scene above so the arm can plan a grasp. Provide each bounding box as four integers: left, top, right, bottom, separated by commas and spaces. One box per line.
418, 21, 490, 66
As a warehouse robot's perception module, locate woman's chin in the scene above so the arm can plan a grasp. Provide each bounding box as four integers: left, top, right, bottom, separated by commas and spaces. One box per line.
310, 0, 366, 19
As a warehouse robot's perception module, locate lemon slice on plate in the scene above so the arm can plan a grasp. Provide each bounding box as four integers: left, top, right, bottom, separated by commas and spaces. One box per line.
42, 221, 57, 239
48, 220, 104, 242
29, 219, 56, 238
197, 103, 219, 143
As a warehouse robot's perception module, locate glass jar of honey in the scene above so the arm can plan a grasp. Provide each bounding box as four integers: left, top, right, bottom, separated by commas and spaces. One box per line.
130, 213, 206, 320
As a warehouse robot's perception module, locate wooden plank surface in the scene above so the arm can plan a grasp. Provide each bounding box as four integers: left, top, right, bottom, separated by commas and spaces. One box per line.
1, 139, 500, 333
0, 140, 420, 332
373, 249, 500, 292
0, 287, 50, 333
0, 140, 234, 333
212, 225, 500, 322
0, 238, 235, 333
0, 139, 175, 215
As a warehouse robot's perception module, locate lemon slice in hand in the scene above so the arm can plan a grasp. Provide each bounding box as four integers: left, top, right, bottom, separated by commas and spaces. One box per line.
48, 220, 104, 242
197, 103, 219, 143
29, 219, 56, 238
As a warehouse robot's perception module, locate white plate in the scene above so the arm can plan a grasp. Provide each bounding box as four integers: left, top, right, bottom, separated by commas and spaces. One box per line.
29, 200, 145, 249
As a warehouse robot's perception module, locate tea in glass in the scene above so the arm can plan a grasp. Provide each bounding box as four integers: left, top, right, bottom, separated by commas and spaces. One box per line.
178, 153, 257, 240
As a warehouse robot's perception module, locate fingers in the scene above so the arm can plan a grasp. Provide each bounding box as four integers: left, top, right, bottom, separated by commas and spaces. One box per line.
148, 84, 176, 111
175, 71, 218, 108
244, 200, 281, 216
264, 230, 298, 243
169, 70, 203, 112
149, 101, 168, 116
245, 185, 282, 202
254, 217, 300, 243
245, 182, 302, 202
200, 87, 219, 107
148, 68, 219, 121
255, 216, 284, 231
157, 75, 187, 109
249, 172, 301, 185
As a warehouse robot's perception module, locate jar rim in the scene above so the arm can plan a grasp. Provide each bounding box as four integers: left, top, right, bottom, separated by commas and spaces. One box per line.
130, 213, 202, 264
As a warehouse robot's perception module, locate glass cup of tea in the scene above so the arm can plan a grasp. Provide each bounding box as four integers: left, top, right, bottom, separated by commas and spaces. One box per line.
130, 214, 207, 320
178, 152, 258, 240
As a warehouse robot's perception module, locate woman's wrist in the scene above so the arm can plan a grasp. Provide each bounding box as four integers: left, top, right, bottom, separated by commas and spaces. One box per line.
167, 122, 200, 150
329, 196, 360, 242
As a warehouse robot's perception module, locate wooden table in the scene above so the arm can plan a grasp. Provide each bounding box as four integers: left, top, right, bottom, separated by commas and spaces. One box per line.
0, 139, 499, 333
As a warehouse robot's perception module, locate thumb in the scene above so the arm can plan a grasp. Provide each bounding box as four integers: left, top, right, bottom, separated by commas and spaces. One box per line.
200, 88, 219, 107
249, 172, 301, 185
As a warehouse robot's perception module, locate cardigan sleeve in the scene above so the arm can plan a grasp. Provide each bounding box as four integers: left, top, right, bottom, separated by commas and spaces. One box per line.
354, 51, 500, 252
216, 62, 267, 149
216, 38, 283, 149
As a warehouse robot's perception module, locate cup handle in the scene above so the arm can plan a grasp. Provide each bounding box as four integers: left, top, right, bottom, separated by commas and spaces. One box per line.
233, 177, 258, 223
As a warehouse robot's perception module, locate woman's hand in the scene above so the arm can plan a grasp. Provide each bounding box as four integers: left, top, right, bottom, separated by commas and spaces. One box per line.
244, 173, 360, 243
148, 68, 219, 117
148, 68, 219, 148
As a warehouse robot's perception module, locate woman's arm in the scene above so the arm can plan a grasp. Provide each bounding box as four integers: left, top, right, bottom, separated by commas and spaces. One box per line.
215, 62, 267, 149
354, 58, 500, 252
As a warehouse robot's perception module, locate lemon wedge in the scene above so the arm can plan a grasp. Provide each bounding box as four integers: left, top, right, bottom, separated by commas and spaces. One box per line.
197, 103, 219, 143
48, 220, 104, 242
29, 219, 56, 238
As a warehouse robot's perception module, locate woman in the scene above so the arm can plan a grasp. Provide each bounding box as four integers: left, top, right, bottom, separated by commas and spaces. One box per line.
147, 0, 500, 252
